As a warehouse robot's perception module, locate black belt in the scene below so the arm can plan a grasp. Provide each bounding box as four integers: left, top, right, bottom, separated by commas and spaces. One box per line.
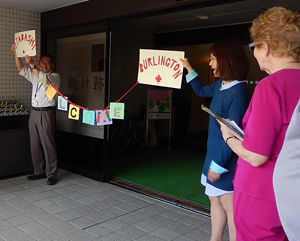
32, 106, 55, 111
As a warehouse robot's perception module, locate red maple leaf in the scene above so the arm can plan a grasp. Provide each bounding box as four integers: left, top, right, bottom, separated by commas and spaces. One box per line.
155, 75, 162, 84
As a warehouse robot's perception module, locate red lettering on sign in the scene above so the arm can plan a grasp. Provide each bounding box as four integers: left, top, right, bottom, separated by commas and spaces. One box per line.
173, 70, 183, 79
160, 56, 166, 65
147, 58, 153, 67
15, 33, 36, 49
139, 55, 183, 80
165, 58, 170, 67
139, 63, 144, 73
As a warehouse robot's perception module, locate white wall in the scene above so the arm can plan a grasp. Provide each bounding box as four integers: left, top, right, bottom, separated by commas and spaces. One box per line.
0, 6, 40, 108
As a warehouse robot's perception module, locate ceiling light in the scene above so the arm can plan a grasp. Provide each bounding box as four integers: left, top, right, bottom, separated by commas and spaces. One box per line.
196, 15, 210, 20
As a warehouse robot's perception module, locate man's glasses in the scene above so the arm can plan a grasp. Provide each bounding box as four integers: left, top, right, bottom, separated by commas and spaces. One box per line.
40, 61, 52, 65
249, 42, 257, 52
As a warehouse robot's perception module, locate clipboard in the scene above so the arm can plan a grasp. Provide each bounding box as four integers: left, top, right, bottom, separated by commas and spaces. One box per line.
201, 104, 244, 141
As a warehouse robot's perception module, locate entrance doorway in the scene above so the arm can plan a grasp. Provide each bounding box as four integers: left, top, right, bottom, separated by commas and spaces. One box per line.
107, 130, 210, 213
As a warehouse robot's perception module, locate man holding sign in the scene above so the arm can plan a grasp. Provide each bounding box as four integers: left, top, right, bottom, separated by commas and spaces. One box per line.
11, 42, 60, 185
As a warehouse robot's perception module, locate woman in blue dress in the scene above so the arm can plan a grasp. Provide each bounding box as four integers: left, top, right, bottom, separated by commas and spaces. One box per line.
180, 38, 250, 241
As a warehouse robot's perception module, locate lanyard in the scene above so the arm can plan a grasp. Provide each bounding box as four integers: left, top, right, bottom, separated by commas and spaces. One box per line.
34, 72, 52, 98
35, 81, 43, 98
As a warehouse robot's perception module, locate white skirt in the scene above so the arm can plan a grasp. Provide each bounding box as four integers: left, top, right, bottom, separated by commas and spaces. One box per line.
201, 173, 233, 197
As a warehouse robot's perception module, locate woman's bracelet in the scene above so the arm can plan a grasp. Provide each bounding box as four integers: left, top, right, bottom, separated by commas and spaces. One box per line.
225, 136, 234, 144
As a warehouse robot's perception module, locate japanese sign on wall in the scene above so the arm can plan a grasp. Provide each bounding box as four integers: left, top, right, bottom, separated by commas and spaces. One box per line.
56, 33, 106, 139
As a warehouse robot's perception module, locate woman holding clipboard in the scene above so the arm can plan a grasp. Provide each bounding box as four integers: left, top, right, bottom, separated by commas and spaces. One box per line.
218, 7, 300, 240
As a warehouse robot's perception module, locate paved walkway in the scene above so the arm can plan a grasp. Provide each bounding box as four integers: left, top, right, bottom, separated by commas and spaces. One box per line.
0, 169, 229, 241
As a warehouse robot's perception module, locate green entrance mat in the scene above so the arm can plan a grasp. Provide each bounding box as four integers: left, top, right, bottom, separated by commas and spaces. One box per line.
109, 148, 210, 207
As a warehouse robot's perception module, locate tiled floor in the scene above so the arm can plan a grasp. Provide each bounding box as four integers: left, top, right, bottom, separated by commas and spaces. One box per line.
0, 169, 229, 241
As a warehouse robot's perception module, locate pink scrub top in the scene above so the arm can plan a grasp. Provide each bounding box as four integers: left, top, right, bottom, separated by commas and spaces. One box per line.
233, 69, 300, 202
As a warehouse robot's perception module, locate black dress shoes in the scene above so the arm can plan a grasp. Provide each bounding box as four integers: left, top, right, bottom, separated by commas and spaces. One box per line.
47, 177, 56, 185
27, 174, 46, 180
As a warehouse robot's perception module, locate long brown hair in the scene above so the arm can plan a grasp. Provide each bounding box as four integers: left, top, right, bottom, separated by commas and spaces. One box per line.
210, 38, 249, 81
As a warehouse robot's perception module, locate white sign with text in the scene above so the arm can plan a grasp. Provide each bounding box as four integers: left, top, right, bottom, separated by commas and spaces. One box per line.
137, 49, 185, 89
14, 30, 36, 57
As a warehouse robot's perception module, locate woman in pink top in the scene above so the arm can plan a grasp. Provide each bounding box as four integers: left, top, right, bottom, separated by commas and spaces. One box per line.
218, 7, 300, 241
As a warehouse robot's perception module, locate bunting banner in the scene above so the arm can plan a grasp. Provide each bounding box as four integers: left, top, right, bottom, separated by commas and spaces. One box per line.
96, 110, 113, 126
57, 96, 68, 111
18, 32, 186, 127
82, 110, 95, 125
68, 104, 80, 120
